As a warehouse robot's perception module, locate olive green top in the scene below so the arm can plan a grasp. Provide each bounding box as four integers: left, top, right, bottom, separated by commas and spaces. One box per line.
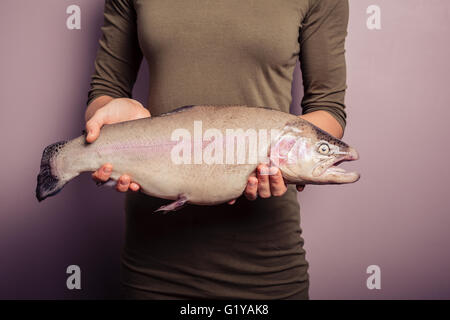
87, 0, 349, 299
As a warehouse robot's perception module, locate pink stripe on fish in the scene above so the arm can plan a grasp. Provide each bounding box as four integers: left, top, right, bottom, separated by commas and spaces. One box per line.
96, 140, 179, 154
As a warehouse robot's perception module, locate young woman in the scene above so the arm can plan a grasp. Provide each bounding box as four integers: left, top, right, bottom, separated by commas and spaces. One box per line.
85, 0, 349, 299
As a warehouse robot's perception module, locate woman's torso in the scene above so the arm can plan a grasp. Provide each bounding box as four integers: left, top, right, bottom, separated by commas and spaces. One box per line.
122, 0, 312, 299
135, 0, 310, 116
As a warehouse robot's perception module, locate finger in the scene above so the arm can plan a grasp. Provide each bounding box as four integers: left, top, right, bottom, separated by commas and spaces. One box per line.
296, 184, 305, 192
257, 164, 271, 198
92, 163, 112, 182
269, 166, 287, 196
228, 199, 236, 205
85, 112, 105, 143
244, 176, 258, 201
129, 182, 140, 192
116, 175, 131, 192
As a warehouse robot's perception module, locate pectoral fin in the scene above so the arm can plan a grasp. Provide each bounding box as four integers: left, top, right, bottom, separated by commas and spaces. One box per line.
154, 195, 188, 213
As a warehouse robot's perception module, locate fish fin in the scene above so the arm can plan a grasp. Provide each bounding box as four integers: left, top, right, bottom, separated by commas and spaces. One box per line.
154, 195, 188, 213
36, 141, 69, 201
159, 105, 195, 117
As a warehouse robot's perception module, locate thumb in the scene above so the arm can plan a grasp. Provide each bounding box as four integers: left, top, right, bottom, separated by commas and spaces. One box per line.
85, 114, 104, 143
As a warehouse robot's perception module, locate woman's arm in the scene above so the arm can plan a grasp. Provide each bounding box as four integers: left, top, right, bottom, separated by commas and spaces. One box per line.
299, 0, 349, 135
85, 0, 147, 193
239, 0, 349, 202
300, 110, 344, 139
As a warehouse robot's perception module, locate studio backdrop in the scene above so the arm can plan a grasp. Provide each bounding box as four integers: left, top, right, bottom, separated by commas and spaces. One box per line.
0, 0, 449, 299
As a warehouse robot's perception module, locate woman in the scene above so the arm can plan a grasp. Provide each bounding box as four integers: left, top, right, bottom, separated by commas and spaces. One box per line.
85, 0, 349, 299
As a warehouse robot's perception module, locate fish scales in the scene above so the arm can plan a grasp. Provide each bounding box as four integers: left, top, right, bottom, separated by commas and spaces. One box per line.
36, 105, 360, 212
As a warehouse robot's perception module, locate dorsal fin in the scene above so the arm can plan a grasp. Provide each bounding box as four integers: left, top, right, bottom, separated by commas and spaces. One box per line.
159, 105, 196, 117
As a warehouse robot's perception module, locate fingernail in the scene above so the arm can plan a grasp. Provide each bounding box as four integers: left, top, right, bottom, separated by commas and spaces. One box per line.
120, 179, 128, 186
269, 167, 278, 175
103, 167, 111, 174
259, 166, 269, 175
249, 180, 256, 186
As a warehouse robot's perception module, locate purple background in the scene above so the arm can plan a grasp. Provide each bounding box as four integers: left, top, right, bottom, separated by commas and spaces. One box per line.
1, 0, 449, 299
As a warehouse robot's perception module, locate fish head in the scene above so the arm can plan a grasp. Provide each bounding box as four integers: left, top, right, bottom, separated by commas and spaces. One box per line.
271, 119, 360, 185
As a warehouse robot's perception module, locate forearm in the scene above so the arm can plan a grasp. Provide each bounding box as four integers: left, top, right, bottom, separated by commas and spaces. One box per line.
299, 110, 344, 139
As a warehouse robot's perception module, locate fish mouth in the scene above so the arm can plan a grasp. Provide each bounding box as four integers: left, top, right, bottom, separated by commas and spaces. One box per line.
314, 148, 360, 184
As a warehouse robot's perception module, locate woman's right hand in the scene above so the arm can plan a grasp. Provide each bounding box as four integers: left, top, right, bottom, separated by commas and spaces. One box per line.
85, 97, 151, 192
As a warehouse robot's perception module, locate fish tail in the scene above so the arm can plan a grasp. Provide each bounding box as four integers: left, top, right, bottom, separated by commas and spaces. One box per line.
36, 141, 69, 202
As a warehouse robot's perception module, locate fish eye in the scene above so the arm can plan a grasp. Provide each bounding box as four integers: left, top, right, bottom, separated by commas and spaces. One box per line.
318, 143, 330, 155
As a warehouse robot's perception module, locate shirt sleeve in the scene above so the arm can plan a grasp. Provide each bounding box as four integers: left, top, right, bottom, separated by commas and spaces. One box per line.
298, 0, 349, 131
86, 0, 143, 106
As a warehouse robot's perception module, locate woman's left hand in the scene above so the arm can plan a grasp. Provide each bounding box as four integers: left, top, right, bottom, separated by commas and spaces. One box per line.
228, 164, 305, 205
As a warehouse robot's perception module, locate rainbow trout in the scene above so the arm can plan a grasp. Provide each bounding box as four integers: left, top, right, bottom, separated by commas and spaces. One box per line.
36, 105, 360, 212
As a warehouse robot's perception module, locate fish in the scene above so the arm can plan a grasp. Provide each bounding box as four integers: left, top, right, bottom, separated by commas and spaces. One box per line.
36, 105, 360, 212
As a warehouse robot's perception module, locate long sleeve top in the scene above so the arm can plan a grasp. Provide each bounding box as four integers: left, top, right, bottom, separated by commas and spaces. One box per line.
87, 0, 349, 299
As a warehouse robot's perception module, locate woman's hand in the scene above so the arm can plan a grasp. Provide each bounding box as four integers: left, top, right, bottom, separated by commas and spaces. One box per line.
228, 164, 305, 205
85, 97, 150, 192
